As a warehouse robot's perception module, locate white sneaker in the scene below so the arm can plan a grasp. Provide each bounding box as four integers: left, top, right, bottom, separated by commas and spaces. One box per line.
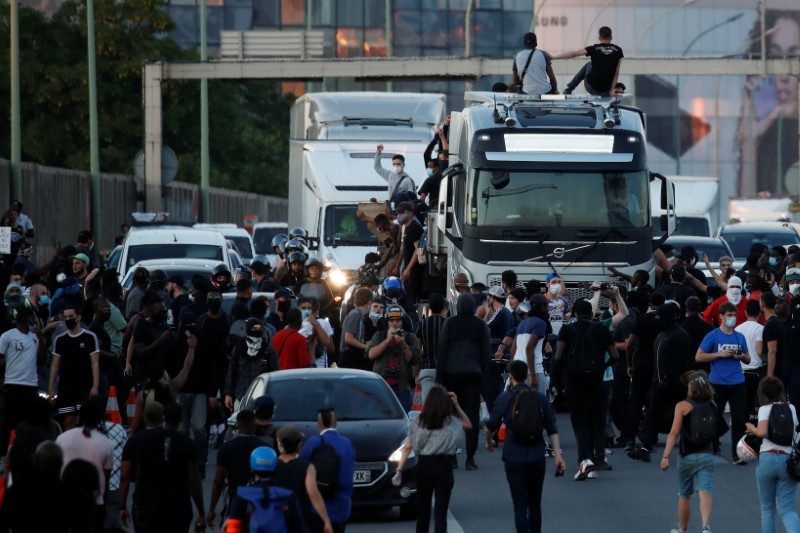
574, 459, 595, 481
587, 471, 598, 479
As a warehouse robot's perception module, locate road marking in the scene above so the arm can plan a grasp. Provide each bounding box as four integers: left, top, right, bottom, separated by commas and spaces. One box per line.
447, 510, 465, 533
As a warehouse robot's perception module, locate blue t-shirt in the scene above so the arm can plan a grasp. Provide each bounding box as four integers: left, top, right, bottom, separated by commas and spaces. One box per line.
699, 328, 747, 385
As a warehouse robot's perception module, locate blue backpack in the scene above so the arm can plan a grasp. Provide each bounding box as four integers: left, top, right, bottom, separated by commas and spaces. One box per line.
235, 484, 295, 533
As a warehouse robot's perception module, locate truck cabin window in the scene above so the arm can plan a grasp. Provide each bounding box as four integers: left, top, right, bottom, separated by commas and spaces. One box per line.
324, 205, 379, 246
472, 170, 648, 228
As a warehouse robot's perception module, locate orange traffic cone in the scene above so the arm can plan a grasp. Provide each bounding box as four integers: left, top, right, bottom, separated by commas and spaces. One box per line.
126, 390, 136, 421
412, 386, 423, 412
105, 386, 122, 424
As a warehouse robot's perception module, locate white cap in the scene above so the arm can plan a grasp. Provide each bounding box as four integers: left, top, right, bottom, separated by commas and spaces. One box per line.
728, 276, 742, 288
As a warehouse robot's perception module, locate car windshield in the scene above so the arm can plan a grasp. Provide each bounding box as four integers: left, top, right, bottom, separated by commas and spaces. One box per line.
227, 236, 253, 259
324, 205, 379, 246
126, 244, 223, 268
667, 241, 732, 262
471, 170, 649, 228
720, 230, 800, 259
253, 227, 287, 254
253, 376, 405, 421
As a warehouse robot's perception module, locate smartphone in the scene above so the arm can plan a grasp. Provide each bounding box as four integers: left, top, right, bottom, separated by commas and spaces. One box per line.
184, 330, 193, 339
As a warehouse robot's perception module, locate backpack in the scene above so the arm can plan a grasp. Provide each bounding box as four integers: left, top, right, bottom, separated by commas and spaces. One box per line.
768, 402, 795, 446
511, 388, 545, 445
566, 323, 600, 375
309, 434, 340, 500
687, 400, 717, 445
236, 484, 294, 533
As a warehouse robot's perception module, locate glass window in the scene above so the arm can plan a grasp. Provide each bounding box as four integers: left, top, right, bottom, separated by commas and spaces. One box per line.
449, 0, 467, 9
396, 0, 421, 8
471, 170, 649, 228
251, 0, 280, 27
225, 6, 252, 30
503, 0, 532, 10
393, 46, 422, 57
127, 244, 224, 267
337, 0, 363, 26
502, 10, 527, 53
720, 231, 800, 259
472, 10, 502, 57
364, 28, 387, 57
475, 0, 501, 7
336, 28, 363, 57
394, 10, 422, 47
207, 6, 224, 44
309, 0, 335, 26
422, 0, 447, 7
364, 0, 385, 27
420, 10, 449, 48
281, 0, 304, 25
323, 205, 379, 246
168, 6, 198, 44
447, 11, 466, 55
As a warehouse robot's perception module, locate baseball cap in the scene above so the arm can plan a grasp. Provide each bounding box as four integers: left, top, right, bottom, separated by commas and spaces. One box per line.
274, 288, 295, 300
545, 272, 560, 283
71, 253, 90, 265
386, 304, 404, 320
168, 273, 185, 286
786, 268, 800, 282
523, 32, 537, 49
775, 291, 791, 301
487, 285, 506, 300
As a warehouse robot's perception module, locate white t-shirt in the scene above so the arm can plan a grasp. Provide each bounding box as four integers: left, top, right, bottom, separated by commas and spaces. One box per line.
0, 328, 39, 386
300, 316, 335, 367
514, 48, 553, 95
758, 402, 798, 454
57, 427, 114, 504
735, 320, 764, 370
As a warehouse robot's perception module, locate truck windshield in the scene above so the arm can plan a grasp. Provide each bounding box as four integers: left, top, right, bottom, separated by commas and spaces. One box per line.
324, 205, 379, 246
471, 170, 649, 228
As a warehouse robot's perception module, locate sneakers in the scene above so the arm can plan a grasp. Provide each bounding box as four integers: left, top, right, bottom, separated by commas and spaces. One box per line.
628, 447, 651, 463
624, 441, 636, 453
732, 458, 748, 466
465, 457, 478, 471
669, 528, 687, 533
594, 460, 613, 471
701, 527, 712, 533
574, 459, 595, 481
586, 471, 598, 479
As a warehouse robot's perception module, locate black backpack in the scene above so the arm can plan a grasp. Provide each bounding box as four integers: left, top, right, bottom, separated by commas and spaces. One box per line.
511, 388, 545, 445
309, 434, 340, 500
768, 402, 795, 446
687, 400, 717, 445
566, 323, 600, 375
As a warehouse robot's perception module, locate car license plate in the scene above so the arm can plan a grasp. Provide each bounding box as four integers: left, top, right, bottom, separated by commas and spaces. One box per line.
353, 470, 371, 483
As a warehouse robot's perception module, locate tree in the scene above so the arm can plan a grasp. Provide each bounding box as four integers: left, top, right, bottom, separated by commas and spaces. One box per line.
0, 0, 293, 196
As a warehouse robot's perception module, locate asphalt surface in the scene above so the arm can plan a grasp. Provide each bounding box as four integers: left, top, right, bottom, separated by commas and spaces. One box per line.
192, 411, 775, 533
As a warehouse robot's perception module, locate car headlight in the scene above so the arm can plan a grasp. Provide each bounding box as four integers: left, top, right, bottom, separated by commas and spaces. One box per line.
389, 443, 414, 463
329, 269, 348, 287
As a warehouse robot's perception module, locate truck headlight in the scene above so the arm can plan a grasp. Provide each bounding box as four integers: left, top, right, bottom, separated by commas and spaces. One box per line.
329, 269, 348, 287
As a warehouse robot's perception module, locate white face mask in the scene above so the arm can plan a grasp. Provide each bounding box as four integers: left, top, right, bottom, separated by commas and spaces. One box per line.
393, 164, 404, 173
727, 287, 742, 305
549, 283, 562, 296
790, 283, 800, 295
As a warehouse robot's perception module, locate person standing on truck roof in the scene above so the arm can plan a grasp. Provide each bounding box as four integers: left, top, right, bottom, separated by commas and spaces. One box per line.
512, 32, 558, 95
375, 144, 416, 208
554, 26, 624, 96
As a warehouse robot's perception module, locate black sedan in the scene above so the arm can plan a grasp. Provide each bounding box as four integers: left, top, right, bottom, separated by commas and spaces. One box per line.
231, 368, 419, 518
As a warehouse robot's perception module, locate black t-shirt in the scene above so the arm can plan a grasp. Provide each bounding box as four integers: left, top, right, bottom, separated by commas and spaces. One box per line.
418, 175, 443, 204
230, 297, 251, 322
133, 428, 196, 516
558, 320, 613, 384
53, 329, 99, 392
630, 312, 658, 377
402, 220, 424, 269
274, 458, 312, 513
655, 283, 698, 321
133, 319, 170, 381
266, 312, 286, 333
680, 315, 714, 372
170, 293, 191, 324
217, 435, 265, 500
763, 316, 786, 371
613, 313, 636, 367
585, 43, 624, 93
198, 313, 231, 370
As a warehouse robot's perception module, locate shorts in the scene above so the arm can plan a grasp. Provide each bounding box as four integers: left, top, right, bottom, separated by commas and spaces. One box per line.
677, 452, 715, 497
56, 387, 90, 415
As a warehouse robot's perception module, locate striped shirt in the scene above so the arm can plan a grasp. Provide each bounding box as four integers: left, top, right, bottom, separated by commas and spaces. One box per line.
415, 315, 446, 370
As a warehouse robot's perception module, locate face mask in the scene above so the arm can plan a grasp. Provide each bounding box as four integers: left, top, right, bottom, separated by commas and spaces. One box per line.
426, 168, 434, 177
724, 316, 736, 328
397, 214, 410, 224
769, 257, 778, 267
38, 295, 50, 306
65, 318, 78, 330
151, 310, 168, 324
393, 164, 404, 173
245, 335, 264, 357
208, 300, 222, 312
300, 309, 312, 321
277, 300, 291, 313
791, 283, 800, 296
549, 283, 562, 296
369, 311, 383, 320
263, 311, 270, 319
726, 288, 742, 305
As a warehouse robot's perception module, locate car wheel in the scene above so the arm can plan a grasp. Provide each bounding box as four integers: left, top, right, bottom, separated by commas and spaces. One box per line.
399, 503, 418, 521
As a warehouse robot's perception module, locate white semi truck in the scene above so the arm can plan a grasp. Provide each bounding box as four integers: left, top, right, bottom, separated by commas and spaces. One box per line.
649, 175, 720, 237
428, 92, 677, 303
287, 92, 446, 290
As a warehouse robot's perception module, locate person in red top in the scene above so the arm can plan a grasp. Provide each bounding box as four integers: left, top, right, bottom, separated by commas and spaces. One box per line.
703, 276, 747, 328
272, 308, 310, 370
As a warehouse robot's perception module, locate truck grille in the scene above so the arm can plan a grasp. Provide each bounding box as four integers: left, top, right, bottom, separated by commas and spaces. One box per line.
487, 276, 626, 306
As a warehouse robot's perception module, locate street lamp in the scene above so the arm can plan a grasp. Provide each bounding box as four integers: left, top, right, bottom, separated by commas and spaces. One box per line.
673, 12, 744, 174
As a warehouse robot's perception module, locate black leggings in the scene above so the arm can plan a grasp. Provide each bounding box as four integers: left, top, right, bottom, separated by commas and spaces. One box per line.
713, 382, 746, 460
416, 455, 454, 533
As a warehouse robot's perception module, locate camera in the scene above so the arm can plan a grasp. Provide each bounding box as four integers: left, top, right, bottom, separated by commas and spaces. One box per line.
735, 346, 743, 356
600, 283, 611, 291
394, 329, 405, 337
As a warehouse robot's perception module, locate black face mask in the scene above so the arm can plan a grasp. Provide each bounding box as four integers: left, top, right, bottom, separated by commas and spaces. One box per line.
99, 309, 111, 322
208, 300, 222, 312
277, 300, 291, 313
151, 310, 167, 324
65, 318, 78, 330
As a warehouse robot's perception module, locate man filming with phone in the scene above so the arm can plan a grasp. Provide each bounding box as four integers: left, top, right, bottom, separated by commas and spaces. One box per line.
367, 304, 421, 412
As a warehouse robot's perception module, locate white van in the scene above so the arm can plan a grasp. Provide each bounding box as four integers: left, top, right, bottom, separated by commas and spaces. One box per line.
193, 223, 256, 261
118, 228, 231, 278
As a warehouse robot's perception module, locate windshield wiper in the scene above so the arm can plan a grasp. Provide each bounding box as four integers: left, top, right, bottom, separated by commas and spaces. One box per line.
563, 228, 629, 269
327, 238, 374, 246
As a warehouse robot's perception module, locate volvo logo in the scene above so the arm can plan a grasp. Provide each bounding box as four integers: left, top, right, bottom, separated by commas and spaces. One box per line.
553, 247, 566, 258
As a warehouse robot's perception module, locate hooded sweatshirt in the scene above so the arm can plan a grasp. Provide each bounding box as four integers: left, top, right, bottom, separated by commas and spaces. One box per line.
374, 152, 415, 200
436, 293, 491, 381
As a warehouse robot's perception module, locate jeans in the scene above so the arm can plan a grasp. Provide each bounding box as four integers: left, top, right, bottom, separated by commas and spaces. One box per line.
418, 369, 437, 405
416, 455, 454, 533
441, 373, 482, 458
565, 62, 602, 95
567, 382, 604, 464
177, 393, 209, 466
389, 384, 412, 413
504, 459, 546, 533
757, 452, 800, 533
595, 380, 613, 459
712, 382, 746, 460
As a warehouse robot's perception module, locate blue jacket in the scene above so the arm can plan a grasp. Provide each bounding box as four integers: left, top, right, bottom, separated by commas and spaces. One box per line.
485, 383, 558, 463
300, 429, 356, 524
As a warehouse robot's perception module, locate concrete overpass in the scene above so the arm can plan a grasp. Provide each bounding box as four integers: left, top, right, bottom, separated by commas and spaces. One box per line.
144, 56, 800, 211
